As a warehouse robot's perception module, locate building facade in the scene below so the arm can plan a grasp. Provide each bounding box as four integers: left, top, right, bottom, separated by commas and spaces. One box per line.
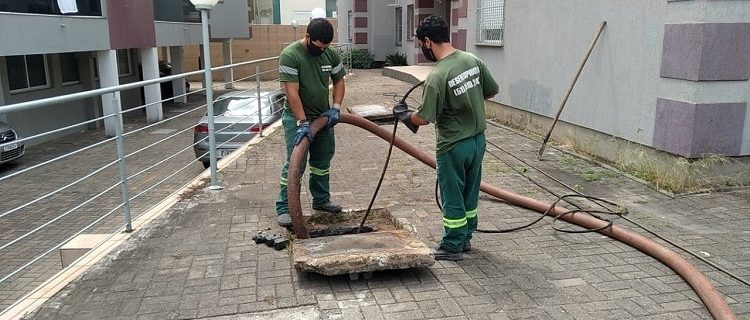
252, 0, 334, 25
0, 0, 250, 143
339, 0, 750, 160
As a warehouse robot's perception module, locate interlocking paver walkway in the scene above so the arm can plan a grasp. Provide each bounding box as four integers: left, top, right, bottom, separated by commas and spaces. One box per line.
17, 70, 750, 319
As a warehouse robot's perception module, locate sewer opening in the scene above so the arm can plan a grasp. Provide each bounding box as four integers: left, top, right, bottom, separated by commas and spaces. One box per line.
304, 208, 400, 238
309, 226, 375, 238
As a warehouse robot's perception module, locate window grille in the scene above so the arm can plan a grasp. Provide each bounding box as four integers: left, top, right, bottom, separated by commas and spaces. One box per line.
476, 0, 505, 44
395, 7, 403, 45
406, 5, 414, 40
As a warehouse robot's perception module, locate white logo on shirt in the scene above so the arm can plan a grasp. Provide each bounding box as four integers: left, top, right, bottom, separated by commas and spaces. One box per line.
449, 66, 481, 97
321, 65, 332, 72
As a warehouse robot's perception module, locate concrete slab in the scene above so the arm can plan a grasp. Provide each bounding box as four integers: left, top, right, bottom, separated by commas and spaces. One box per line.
382, 66, 434, 84
347, 104, 394, 122
292, 229, 434, 276
59, 234, 110, 268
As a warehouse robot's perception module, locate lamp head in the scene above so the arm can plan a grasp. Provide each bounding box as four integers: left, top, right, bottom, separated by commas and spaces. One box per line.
291, 20, 298, 28
311, 7, 326, 19
189, 0, 219, 10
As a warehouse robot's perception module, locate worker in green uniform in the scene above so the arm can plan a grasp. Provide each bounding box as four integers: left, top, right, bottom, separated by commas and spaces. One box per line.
276, 18, 347, 227
395, 16, 499, 261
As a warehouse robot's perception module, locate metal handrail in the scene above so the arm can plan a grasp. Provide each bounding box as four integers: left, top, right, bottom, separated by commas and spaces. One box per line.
0, 159, 120, 220
0, 54, 286, 315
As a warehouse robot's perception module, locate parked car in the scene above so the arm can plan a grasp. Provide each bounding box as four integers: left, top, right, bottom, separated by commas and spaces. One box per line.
0, 121, 25, 165
193, 90, 286, 168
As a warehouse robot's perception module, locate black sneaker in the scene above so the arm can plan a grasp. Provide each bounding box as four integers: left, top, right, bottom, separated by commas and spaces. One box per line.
277, 214, 292, 228
312, 202, 342, 213
431, 246, 464, 261
463, 241, 472, 252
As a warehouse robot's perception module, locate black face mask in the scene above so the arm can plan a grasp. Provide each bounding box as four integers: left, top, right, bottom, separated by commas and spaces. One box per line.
307, 40, 324, 56
421, 45, 437, 62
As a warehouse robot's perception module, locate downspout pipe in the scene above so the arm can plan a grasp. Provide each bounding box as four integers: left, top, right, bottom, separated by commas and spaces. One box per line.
287, 113, 736, 320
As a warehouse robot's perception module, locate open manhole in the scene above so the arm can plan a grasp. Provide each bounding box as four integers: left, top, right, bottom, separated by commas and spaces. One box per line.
293, 208, 434, 278
305, 207, 397, 237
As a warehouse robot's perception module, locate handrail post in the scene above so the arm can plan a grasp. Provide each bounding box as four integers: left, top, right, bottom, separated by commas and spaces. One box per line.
256, 65, 263, 137
201, 9, 221, 190
113, 98, 133, 232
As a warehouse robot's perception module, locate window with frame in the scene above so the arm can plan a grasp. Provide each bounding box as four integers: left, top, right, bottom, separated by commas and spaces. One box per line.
6, 54, 50, 92
60, 53, 81, 85
406, 5, 414, 40
347, 10, 352, 41
116, 49, 132, 77
476, 0, 505, 45
395, 7, 403, 46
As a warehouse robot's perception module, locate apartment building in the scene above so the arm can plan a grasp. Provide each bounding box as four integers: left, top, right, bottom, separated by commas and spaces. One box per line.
339, 0, 750, 161
0, 0, 250, 142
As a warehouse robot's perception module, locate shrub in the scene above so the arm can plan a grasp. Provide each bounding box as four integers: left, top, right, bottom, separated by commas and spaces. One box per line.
342, 48, 374, 69
385, 52, 408, 66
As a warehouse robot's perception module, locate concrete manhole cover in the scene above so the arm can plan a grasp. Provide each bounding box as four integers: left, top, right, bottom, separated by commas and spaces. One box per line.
292, 208, 434, 277
347, 104, 394, 122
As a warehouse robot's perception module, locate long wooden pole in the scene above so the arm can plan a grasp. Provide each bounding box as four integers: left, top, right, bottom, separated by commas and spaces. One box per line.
538, 21, 607, 160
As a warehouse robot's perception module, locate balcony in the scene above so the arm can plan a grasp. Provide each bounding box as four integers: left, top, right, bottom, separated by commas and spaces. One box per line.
153, 0, 200, 23
0, 0, 102, 16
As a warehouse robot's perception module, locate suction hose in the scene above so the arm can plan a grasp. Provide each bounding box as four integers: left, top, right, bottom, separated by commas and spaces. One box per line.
286, 113, 736, 320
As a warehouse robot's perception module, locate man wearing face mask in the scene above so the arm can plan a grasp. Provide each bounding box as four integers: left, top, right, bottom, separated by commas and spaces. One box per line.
276, 18, 346, 227
394, 15, 498, 260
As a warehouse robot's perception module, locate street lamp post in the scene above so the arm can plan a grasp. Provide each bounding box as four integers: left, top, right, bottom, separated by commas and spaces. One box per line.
190, 0, 222, 190
291, 20, 298, 41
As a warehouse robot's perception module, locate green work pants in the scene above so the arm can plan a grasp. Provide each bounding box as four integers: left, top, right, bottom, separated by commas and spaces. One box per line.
436, 132, 485, 252
276, 110, 336, 215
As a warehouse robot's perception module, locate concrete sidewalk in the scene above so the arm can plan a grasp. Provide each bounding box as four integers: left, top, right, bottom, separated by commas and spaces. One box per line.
19, 70, 750, 319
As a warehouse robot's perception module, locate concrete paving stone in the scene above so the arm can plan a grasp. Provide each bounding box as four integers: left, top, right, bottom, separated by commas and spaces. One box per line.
389, 287, 416, 302
387, 309, 426, 320
196, 305, 238, 318
371, 288, 396, 304
410, 289, 452, 301
360, 305, 385, 320
380, 301, 420, 314
339, 305, 365, 320
316, 297, 339, 310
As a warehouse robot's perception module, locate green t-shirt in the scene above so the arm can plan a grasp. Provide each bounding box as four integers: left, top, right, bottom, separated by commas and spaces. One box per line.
279, 41, 346, 119
416, 50, 499, 154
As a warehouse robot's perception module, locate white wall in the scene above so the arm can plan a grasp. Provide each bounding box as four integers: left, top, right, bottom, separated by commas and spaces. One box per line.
368, 1, 397, 61
462, 0, 667, 147
280, 0, 326, 25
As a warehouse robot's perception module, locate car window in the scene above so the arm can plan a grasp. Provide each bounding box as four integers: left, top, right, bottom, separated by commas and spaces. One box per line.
213, 97, 268, 116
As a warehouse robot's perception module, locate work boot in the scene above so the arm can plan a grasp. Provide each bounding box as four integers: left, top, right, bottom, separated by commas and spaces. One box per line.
277, 213, 292, 228
312, 201, 342, 214
431, 246, 463, 261
463, 241, 472, 252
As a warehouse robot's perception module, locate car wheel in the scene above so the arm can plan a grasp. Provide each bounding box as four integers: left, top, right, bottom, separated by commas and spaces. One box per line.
202, 161, 210, 169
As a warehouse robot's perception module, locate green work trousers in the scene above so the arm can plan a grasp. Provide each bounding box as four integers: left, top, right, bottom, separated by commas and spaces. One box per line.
436, 132, 486, 252
276, 110, 336, 215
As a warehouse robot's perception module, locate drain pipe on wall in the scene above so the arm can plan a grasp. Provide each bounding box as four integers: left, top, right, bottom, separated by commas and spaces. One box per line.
286, 113, 736, 320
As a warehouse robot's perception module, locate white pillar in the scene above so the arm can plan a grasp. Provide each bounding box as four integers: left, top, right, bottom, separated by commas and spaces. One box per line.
140, 47, 163, 122
169, 46, 187, 103
96, 50, 121, 137
223, 39, 234, 89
